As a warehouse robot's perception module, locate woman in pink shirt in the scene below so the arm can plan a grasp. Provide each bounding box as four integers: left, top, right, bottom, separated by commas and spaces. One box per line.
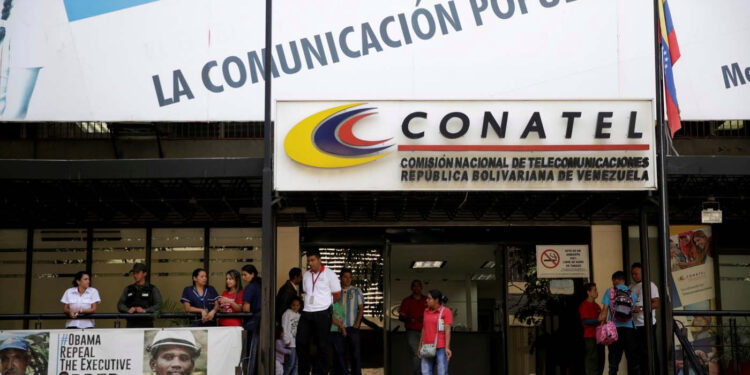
417, 290, 453, 375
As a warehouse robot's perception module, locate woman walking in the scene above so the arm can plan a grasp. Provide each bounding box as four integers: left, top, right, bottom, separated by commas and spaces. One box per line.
417, 290, 453, 375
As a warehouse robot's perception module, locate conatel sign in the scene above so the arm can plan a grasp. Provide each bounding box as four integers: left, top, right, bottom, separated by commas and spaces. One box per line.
274, 100, 656, 192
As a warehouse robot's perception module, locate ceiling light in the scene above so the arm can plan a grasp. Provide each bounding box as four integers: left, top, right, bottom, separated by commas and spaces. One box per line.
471, 273, 496, 281
410, 261, 446, 269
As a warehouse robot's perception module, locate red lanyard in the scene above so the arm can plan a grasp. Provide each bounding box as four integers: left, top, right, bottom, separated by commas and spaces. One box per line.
311, 266, 325, 293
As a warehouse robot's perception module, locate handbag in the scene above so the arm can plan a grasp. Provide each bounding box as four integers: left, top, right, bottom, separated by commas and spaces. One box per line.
596, 288, 619, 346
420, 306, 445, 358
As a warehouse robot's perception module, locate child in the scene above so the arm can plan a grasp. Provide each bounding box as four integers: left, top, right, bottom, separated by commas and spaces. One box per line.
281, 297, 301, 375
276, 325, 291, 375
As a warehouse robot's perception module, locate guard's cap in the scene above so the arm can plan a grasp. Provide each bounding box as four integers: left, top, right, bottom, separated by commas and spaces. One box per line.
0, 337, 29, 353
130, 263, 147, 273
147, 330, 201, 358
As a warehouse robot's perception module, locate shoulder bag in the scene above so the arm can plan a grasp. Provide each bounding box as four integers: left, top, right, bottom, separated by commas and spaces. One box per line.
420, 306, 445, 358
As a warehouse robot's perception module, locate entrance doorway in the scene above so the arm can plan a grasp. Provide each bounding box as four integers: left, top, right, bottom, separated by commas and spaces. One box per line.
387, 243, 501, 375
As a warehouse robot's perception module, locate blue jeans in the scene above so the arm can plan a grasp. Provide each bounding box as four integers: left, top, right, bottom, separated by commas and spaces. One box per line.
246, 330, 259, 375
345, 327, 362, 375
283, 347, 298, 375
330, 332, 348, 375
421, 348, 449, 375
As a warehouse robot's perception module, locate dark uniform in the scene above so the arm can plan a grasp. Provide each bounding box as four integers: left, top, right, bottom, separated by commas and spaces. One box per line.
117, 282, 162, 328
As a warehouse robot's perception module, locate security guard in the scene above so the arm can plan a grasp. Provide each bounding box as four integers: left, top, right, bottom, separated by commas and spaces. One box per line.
117, 263, 162, 328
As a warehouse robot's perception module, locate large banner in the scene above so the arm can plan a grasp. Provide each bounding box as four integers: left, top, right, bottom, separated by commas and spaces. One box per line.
0, 327, 242, 375
2, 0, 656, 121
669, 0, 750, 120
274, 100, 656, 191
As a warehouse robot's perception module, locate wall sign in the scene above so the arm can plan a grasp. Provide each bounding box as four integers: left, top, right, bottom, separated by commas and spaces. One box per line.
535, 245, 590, 278
275, 100, 657, 191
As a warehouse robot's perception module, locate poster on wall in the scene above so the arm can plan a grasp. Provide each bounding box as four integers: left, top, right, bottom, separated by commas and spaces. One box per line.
669, 225, 715, 309
0, 327, 241, 375
669, 225, 718, 374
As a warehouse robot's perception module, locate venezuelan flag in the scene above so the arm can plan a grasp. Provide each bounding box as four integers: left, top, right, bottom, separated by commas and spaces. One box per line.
658, 0, 682, 137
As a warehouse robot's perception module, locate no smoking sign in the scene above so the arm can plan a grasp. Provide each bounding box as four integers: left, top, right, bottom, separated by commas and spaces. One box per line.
540, 249, 560, 269
536, 245, 590, 278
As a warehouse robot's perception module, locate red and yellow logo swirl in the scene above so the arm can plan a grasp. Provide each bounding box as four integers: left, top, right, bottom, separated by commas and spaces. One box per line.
284, 103, 393, 168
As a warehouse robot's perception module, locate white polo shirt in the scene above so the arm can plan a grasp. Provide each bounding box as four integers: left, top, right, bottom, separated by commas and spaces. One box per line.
60, 287, 101, 328
631, 281, 659, 327
302, 266, 341, 313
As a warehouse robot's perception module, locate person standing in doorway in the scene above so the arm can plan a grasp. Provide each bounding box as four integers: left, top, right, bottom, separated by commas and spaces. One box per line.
417, 290, 452, 375
400, 280, 428, 375
282, 297, 302, 375
339, 268, 364, 375
61, 271, 101, 328
117, 263, 162, 328
599, 271, 640, 375
297, 249, 342, 375
330, 294, 347, 375
579, 283, 604, 375
631, 262, 659, 373
277, 267, 303, 322
242, 264, 262, 375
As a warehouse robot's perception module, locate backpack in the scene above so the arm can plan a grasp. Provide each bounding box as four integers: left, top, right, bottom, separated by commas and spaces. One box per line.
612, 287, 634, 322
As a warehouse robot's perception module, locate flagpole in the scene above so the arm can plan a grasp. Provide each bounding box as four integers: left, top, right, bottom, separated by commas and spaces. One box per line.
260, 0, 276, 373
653, 1, 675, 374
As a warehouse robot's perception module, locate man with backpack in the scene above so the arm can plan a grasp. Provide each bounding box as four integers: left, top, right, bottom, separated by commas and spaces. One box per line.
599, 271, 640, 375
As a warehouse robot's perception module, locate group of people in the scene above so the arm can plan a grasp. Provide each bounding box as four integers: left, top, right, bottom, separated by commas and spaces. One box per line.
57, 250, 455, 375
579, 262, 660, 375
59, 263, 264, 373
273, 249, 365, 375
273, 250, 453, 375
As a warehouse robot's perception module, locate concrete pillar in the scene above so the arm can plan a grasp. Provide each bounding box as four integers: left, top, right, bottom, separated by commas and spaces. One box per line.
591, 224, 627, 374
276, 226, 301, 289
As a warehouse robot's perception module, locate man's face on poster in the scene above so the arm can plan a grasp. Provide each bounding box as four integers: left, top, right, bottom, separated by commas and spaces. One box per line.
150, 346, 195, 375
0, 348, 29, 375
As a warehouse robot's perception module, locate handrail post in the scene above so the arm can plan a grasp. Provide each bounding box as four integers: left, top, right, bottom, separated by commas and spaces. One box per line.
730, 318, 740, 373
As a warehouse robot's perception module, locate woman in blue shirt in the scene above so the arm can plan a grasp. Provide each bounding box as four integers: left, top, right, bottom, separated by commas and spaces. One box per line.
181, 268, 220, 327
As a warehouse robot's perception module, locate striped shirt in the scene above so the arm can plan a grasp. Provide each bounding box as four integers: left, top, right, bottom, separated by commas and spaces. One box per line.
341, 286, 365, 328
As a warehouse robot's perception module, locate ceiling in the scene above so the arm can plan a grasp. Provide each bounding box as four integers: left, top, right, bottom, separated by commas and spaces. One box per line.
390, 244, 496, 281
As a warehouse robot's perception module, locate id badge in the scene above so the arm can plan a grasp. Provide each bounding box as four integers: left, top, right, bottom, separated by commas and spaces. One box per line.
309, 295, 315, 305
438, 318, 445, 332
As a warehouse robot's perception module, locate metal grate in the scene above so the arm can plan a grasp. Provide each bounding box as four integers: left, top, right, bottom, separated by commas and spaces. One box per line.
318, 247, 384, 319
1, 122, 265, 140
674, 120, 749, 138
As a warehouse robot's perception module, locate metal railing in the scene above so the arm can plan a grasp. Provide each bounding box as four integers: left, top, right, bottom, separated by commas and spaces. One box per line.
1, 122, 265, 140
674, 120, 749, 138
673, 310, 750, 375
0, 312, 254, 329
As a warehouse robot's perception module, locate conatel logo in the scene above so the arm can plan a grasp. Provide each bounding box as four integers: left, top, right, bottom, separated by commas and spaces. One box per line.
284, 103, 393, 168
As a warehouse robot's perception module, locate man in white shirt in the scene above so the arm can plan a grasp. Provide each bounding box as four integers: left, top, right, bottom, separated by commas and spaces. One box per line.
296, 249, 341, 375
631, 262, 659, 372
